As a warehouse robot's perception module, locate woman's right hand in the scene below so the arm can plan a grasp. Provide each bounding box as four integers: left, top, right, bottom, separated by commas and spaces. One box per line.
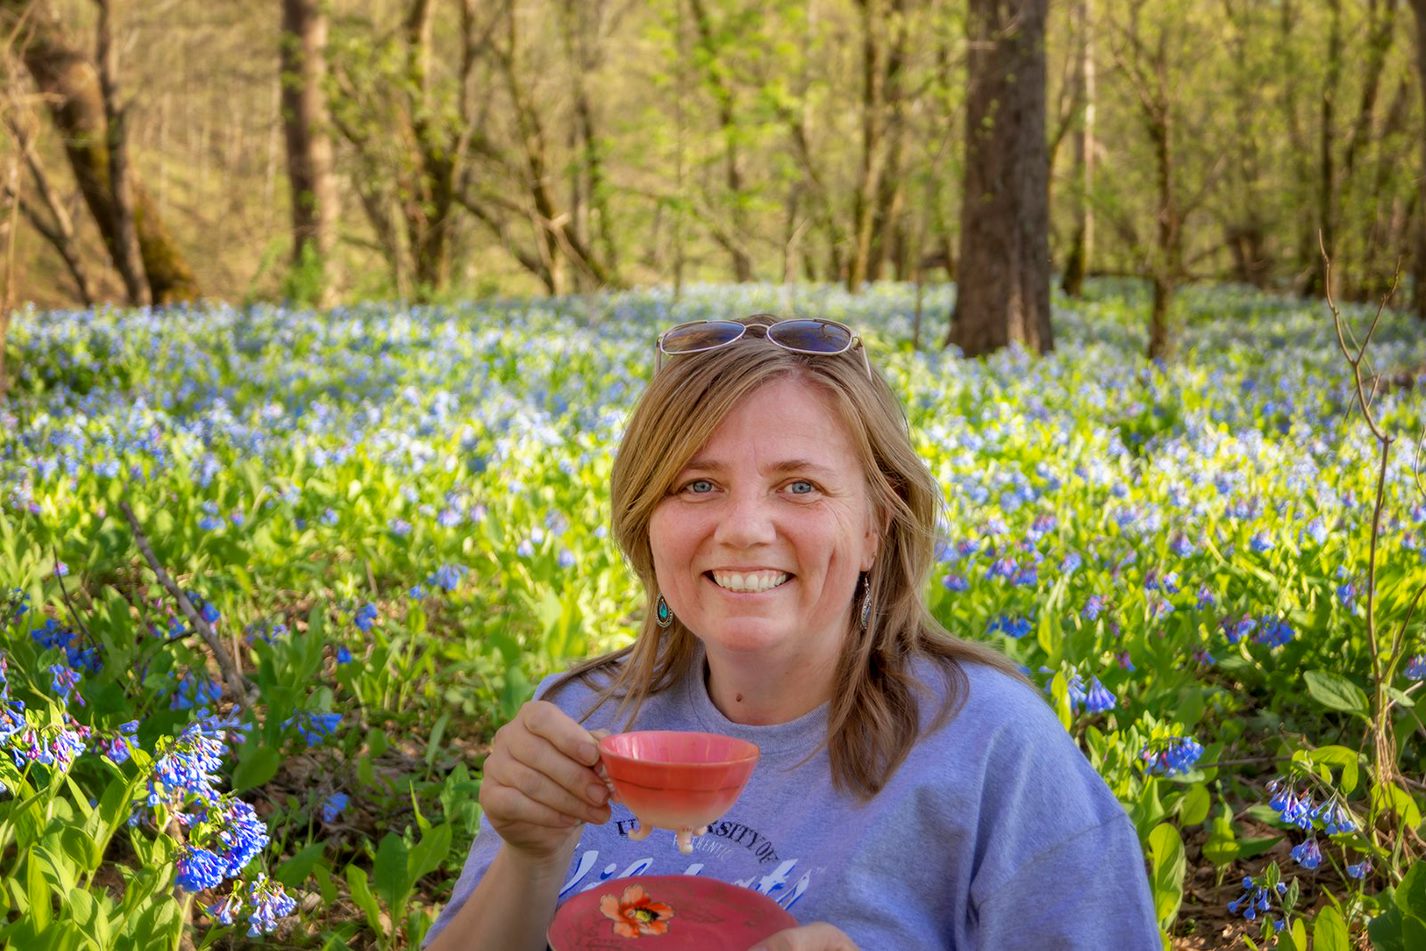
478, 700, 613, 862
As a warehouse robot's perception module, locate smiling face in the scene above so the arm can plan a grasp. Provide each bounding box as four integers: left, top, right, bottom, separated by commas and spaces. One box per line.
648, 375, 880, 682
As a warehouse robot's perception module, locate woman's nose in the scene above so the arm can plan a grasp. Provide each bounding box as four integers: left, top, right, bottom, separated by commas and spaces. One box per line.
713, 493, 776, 548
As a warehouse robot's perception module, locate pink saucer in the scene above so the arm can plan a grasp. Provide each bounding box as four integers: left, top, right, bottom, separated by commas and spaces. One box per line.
549, 875, 797, 950
598, 732, 759, 853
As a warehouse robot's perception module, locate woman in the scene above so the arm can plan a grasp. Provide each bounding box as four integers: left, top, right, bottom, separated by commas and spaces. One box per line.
426, 315, 1158, 949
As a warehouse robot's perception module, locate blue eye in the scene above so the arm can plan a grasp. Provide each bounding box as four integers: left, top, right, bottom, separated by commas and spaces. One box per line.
685, 479, 714, 494
788, 480, 815, 495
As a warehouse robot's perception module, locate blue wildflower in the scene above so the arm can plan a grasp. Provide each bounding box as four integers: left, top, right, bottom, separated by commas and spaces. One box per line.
285, 711, 342, 747
1059, 551, 1083, 574
242, 873, 297, 936
1346, 860, 1372, 880
1084, 677, 1117, 713
428, 564, 467, 592
390, 518, 413, 537
1169, 534, 1195, 557
170, 674, 223, 711
1290, 837, 1322, 870
1222, 616, 1256, 644
1337, 581, 1357, 611
1195, 586, 1216, 610
1226, 875, 1287, 928
985, 557, 1018, 582
987, 614, 1031, 639
408, 584, 428, 600
54, 562, 69, 578
1082, 595, 1107, 621
1406, 656, 1426, 681
353, 603, 378, 633
558, 548, 576, 569
321, 792, 349, 823
176, 846, 228, 892
1140, 735, 1203, 776
102, 720, 140, 764
336, 645, 353, 664
941, 573, 968, 592
1304, 517, 1329, 545
48, 664, 83, 706
1253, 617, 1294, 648
2, 589, 29, 626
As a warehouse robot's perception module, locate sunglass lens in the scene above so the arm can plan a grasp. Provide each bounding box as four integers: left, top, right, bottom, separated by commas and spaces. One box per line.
660, 320, 745, 354
766, 319, 852, 354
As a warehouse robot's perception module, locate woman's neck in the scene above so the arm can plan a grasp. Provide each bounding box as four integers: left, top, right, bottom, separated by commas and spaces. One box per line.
701, 647, 838, 725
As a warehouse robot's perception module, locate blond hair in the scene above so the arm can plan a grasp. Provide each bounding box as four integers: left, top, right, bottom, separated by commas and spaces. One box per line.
553, 314, 1021, 798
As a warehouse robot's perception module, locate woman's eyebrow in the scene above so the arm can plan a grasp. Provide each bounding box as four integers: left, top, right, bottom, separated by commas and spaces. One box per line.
681, 458, 836, 477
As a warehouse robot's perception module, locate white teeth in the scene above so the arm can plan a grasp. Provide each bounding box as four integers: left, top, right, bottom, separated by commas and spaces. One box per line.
711, 570, 789, 593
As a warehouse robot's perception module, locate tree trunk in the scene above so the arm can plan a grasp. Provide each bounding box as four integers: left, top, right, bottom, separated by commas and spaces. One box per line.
948, 0, 1053, 357
280, 0, 337, 307
0, 0, 199, 304
1311, 0, 1342, 298
1411, 0, 1426, 319
94, 0, 147, 307
1061, 0, 1094, 298
849, 0, 888, 291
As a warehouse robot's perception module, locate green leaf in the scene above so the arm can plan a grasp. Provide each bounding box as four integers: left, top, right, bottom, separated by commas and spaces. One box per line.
373, 832, 411, 919
1372, 783, 1423, 832
1202, 803, 1239, 867
276, 841, 328, 889
232, 744, 283, 793
1312, 906, 1349, 951
1178, 785, 1210, 826
344, 865, 383, 934
1394, 860, 1426, 916
407, 823, 452, 884
1310, 745, 1360, 795
27, 855, 51, 932
1147, 823, 1185, 929
1303, 670, 1369, 718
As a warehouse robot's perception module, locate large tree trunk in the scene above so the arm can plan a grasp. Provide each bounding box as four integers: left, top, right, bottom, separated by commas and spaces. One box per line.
948, 0, 1053, 357
0, 0, 199, 304
95, 0, 147, 307
1310, 0, 1342, 298
1061, 0, 1094, 298
1412, 0, 1426, 319
281, 0, 337, 306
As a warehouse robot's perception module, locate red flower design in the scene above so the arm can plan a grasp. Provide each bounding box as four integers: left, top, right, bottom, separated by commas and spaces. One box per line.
598, 884, 676, 938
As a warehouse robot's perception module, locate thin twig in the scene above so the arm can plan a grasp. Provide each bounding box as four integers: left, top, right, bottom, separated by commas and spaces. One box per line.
51, 548, 94, 644
119, 500, 250, 709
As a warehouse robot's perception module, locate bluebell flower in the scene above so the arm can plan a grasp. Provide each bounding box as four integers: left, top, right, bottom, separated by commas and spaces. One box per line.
2, 589, 29, 626
321, 792, 349, 823
987, 614, 1031, 639
209, 797, 269, 879
1222, 616, 1256, 644
242, 873, 297, 936
1059, 551, 1082, 574
1084, 677, 1117, 713
1140, 735, 1203, 776
1249, 532, 1274, 553
1253, 617, 1294, 648
408, 584, 428, 600
54, 562, 69, 578
428, 564, 467, 592
1337, 581, 1357, 611
336, 645, 353, 664
437, 507, 462, 528
176, 846, 228, 892
147, 715, 240, 808
285, 711, 342, 747
32, 618, 76, 651
1196, 586, 1216, 610
1082, 595, 1107, 621
985, 557, 1018, 582
1169, 534, 1195, 557
558, 548, 576, 569
1346, 860, 1372, 880
1406, 656, 1426, 682
1226, 875, 1287, 928
1011, 565, 1038, 587
1304, 517, 1329, 545
48, 664, 83, 706
353, 603, 378, 633
321, 508, 339, 526
170, 674, 223, 711
1267, 780, 1315, 831
516, 538, 535, 558
941, 573, 968, 592
1290, 836, 1322, 870
389, 518, 413, 537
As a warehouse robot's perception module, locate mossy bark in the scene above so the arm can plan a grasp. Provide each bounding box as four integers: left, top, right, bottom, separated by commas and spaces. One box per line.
2, 0, 200, 304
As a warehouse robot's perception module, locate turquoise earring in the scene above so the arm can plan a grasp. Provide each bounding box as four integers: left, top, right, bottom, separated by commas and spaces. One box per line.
655, 595, 674, 629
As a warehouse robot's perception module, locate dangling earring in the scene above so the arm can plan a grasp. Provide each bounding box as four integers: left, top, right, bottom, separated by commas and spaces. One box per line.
858, 575, 873, 631
655, 594, 674, 629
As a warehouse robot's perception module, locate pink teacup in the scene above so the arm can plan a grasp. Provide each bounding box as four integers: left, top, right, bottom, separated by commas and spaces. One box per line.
598, 731, 759, 854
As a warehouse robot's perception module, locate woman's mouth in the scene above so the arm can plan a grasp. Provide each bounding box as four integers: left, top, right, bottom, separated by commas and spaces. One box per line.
707, 570, 791, 593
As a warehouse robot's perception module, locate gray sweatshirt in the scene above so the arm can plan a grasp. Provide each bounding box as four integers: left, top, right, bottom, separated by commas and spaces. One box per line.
426, 654, 1160, 949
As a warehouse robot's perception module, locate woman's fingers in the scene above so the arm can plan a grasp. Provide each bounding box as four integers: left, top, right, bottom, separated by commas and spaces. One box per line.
481, 701, 612, 841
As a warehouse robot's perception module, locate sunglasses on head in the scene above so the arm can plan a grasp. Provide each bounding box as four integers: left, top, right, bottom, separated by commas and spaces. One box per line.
655, 318, 872, 379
